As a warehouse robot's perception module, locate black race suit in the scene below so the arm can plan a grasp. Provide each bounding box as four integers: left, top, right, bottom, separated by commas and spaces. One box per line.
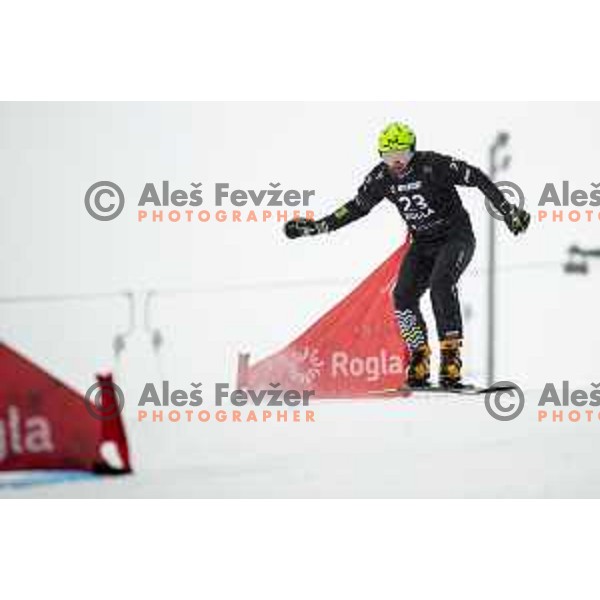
321, 151, 508, 352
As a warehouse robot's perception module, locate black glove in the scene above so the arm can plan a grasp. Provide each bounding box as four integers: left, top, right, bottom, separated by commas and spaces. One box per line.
284, 217, 329, 239
503, 204, 531, 235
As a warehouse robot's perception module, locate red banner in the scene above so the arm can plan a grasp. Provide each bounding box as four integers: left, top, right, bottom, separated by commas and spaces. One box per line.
0, 343, 131, 474
238, 242, 411, 397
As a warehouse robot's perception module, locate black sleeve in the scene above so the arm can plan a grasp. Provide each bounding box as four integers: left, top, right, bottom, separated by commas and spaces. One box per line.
320, 166, 387, 232
429, 153, 511, 216
321, 198, 370, 231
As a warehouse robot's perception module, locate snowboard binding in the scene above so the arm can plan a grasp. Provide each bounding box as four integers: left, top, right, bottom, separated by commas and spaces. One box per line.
406, 343, 432, 388
439, 337, 463, 388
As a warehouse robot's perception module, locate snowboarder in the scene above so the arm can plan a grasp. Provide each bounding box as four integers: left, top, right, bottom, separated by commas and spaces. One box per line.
284, 122, 530, 388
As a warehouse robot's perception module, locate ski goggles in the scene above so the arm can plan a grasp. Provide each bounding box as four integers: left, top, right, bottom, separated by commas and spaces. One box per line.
380, 148, 414, 166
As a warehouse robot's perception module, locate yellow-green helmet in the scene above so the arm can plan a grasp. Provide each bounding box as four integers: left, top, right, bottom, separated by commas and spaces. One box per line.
378, 122, 416, 154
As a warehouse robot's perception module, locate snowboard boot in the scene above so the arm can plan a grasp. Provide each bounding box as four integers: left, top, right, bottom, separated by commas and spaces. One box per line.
439, 337, 463, 388
406, 343, 431, 388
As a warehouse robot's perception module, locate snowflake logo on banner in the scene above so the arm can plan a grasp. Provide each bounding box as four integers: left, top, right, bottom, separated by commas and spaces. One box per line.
287, 347, 324, 386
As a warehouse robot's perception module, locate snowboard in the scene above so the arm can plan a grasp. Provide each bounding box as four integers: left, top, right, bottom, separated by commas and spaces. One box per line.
368, 382, 517, 397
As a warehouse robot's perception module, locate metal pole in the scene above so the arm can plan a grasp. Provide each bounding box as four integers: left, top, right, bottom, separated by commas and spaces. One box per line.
487, 155, 496, 387
487, 132, 511, 387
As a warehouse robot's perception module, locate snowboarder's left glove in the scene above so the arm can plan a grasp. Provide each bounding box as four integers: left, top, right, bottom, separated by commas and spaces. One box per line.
503, 204, 530, 235
284, 217, 329, 239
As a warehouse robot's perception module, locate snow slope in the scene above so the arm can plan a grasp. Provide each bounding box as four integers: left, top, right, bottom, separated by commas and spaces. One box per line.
3, 388, 599, 498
